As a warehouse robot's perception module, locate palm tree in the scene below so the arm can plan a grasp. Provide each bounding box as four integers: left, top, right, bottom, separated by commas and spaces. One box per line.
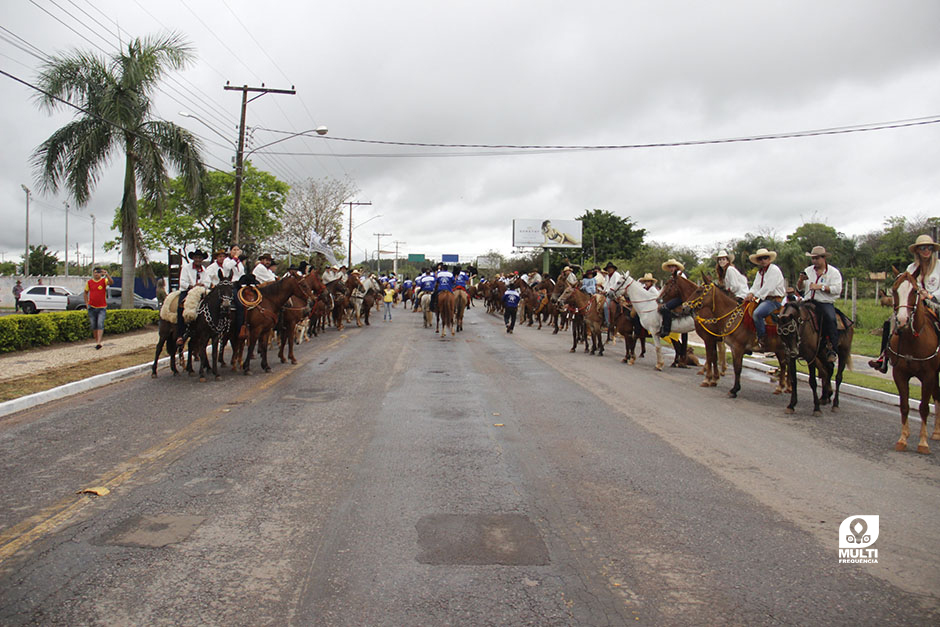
31, 33, 205, 308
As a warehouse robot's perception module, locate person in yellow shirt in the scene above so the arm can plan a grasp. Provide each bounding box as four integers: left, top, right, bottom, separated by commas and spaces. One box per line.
383, 286, 395, 321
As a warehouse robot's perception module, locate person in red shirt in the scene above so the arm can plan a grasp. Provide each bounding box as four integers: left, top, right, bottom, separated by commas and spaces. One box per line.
85, 267, 113, 349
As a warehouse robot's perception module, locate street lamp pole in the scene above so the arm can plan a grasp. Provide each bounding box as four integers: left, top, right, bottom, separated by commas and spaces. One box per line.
344, 200, 372, 265
90, 213, 95, 270
64, 201, 69, 278
21, 185, 30, 277
374, 232, 391, 274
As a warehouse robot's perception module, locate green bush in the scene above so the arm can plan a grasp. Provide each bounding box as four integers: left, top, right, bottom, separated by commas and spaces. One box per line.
0, 309, 158, 353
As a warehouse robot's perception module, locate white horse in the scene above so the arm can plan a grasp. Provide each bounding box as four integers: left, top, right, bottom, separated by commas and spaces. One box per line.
622, 272, 695, 371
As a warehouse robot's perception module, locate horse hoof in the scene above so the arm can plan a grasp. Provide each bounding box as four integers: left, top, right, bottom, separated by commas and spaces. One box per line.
784, 407, 795, 414
813, 410, 821, 417
291, 359, 297, 365
728, 391, 737, 398
709, 382, 717, 387
917, 445, 931, 455
931, 433, 940, 441
264, 367, 272, 373
199, 377, 207, 383
215, 375, 221, 380
655, 365, 663, 371
151, 372, 158, 378
700, 382, 710, 388
244, 370, 252, 376
831, 406, 840, 413
172, 371, 179, 377
622, 358, 629, 363
895, 442, 907, 451
772, 389, 782, 395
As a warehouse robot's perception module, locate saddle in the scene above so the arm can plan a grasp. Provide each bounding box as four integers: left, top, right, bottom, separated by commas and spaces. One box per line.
742, 300, 778, 336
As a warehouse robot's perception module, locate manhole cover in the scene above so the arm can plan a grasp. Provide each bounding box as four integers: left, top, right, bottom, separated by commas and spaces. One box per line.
101, 515, 205, 548
416, 514, 549, 565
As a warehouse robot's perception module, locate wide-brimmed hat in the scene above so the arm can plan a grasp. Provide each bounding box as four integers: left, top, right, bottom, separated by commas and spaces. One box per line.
715, 250, 734, 262
909, 234, 940, 254
351, 269, 361, 275
604, 262, 618, 271
748, 248, 777, 264
805, 245, 829, 258
188, 249, 207, 260
661, 258, 685, 272
584, 268, 596, 277
258, 253, 273, 261
639, 272, 657, 284
213, 249, 228, 258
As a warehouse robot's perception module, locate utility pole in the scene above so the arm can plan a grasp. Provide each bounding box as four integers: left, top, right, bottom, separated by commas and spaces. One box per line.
393, 240, 406, 275
63, 201, 69, 277
344, 200, 372, 265
224, 82, 296, 244
21, 185, 30, 277
374, 232, 391, 274
90, 213, 95, 270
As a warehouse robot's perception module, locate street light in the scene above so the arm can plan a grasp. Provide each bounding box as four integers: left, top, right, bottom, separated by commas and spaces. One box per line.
21, 185, 30, 277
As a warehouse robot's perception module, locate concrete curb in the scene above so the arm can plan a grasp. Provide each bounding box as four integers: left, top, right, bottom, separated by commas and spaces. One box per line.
0, 357, 169, 419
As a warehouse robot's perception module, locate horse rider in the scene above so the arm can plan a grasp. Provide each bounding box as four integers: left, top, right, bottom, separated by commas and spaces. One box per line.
223, 244, 251, 337
417, 267, 437, 310
581, 267, 597, 294
433, 264, 455, 310
527, 268, 542, 288
223, 244, 246, 283
715, 250, 748, 300
743, 247, 785, 351
253, 253, 277, 284
795, 245, 842, 363
455, 265, 470, 294
205, 250, 229, 287
599, 262, 626, 330
658, 258, 687, 337
634, 272, 658, 331
592, 265, 606, 294
562, 266, 579, 288
176, 249, 210, 345
869, 233, 940, 372
322, 265, 343, 285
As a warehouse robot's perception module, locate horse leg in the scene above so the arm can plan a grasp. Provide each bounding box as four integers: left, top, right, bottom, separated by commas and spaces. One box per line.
831, 353, 846, 412
728, 348, 743, 398
260, 329, 273, 372
596, 325, 604, 356
808, 362, 822, 416
211, 337, 222, 380
243, 331, 257, 375
916, 374, 933, 454
653, 335, 664, 371
894, 370, 911, 451
702, 340, 716, 387
718, 340, 726, 375
785, 357, 798, 414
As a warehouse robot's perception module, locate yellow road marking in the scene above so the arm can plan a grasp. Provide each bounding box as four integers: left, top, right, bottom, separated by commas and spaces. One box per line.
0, 332, 349, 566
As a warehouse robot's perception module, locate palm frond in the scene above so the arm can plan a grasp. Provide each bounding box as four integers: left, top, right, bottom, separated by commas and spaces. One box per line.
30, 117, 116, 204
34, 51, 110, 113
141, 119, 207, 201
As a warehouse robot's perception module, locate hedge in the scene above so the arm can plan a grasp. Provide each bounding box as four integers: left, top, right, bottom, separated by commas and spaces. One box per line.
0, 309, 159, 353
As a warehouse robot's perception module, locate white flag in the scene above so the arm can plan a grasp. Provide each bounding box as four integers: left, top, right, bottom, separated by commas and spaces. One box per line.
307, 227, 339, 267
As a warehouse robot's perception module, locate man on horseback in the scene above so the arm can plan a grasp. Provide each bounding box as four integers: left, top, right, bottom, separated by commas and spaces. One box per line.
797, 246, 842, 363
658, 259, 687, 337
744, 248, 785, 351
205, 250, 229, 287
253, 253, 277, 284
417, 268, 436, 311
176, 249, 210, 346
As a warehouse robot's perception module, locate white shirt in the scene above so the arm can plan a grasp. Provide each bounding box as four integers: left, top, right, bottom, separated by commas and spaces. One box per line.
603, 271, 625, 297
907, 260, 940, 298
204, 261, 226, 287
253, 262, 277, 283
224, 256, 245, 282
179, 262, 208, 290
322, 268, 342, 284
748, 264, 786, 300
801, 264, 842, 303
721, 265, 749, 299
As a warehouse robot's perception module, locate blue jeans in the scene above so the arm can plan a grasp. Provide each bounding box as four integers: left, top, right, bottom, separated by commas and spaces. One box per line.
87, 306, 106, 330
384, 302, 392, 320
753, 299, 781, 338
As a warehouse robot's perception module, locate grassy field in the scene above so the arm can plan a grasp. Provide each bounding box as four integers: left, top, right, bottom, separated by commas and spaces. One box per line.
839, 297, 891, 357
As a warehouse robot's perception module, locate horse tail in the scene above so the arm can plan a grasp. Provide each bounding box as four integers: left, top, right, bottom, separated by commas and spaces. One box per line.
182, 286, 208, 323
160, 291, 181, 323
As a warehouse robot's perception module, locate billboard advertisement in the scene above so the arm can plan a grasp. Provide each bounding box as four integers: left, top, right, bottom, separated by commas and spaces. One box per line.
441, 254, 459, 263
513, 219, 582, 248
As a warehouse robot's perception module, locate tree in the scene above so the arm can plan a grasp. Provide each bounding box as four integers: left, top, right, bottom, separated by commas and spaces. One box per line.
264, 176, 355, 264
622, 242, 699, 283
24, 245, 60, 276
577, 209, 646, 265
122, 162, 288, 256
32, 33, 205, 308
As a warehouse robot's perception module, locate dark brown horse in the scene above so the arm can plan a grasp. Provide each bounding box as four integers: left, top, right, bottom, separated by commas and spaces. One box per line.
659, 275, 724, 386
277, 270, 326, 364
454, 287, 469, 332
777, 300, 854, 415
887, 271, 940, 453
152, 319, 180, 377
557, 285, 604, 355
236, 275, 314, 374
436, 289, 455, 337
185, 280, 234, 381
611, 299, 646, 363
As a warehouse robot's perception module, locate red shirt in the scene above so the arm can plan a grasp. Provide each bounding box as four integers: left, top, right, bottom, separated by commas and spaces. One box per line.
86, 278, 108, 308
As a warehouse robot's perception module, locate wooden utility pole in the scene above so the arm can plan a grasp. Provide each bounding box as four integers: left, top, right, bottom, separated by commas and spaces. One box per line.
224, 83, 296, 245
374, 232, 391, 273
345, 200, 372, 266
393, 240, 406, 275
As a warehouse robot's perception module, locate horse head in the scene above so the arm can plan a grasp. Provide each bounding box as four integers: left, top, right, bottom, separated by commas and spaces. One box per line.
556, 285, 575, 308
304, 270, 326, 295
893, 271, 918, 329
776, 301, 804, 358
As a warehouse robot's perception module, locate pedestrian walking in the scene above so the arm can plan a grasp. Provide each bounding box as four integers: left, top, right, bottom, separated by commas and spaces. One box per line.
502, 285, 521, 333
12, 280, 23, 313
85, 267, 113, 349
383, 285, 395, 321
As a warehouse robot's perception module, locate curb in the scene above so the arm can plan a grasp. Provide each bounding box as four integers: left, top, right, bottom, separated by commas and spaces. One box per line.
0, 357, 169, 419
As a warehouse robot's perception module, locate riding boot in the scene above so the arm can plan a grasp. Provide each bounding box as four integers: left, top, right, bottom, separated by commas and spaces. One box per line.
659, 307, 672, 337
867, 320, 891, 373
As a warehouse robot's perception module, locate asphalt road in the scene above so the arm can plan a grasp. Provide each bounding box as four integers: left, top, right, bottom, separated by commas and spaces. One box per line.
0, 304, 937, 625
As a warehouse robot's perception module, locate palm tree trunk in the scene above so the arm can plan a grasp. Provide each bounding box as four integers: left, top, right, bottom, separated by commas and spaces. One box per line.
120, 137, 138, 310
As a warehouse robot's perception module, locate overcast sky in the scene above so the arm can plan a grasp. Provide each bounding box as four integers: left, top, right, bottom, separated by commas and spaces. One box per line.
2, 0, 940, 268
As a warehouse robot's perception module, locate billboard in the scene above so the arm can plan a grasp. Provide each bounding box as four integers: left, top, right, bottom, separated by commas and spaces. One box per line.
441, 254, 459, 263
513, 219, 582, 248
407, 253, 426, 262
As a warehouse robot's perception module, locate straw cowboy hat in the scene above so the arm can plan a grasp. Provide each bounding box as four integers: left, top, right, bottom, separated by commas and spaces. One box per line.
748, 248, 777, 264
661, 258, 685, 272
804, 245, 830, 258
909, 234, 940, 254
715, 250, 734, 262
639, 272, 658, 284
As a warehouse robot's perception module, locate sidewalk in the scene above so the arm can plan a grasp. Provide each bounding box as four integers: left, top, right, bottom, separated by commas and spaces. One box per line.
0, 328, 159, 382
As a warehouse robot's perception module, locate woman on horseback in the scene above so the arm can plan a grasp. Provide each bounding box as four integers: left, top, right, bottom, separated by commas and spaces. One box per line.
869, 234, 940, 372
715, 250, 748, 299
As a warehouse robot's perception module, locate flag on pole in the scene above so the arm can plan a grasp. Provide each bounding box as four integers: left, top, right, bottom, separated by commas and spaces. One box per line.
307, 227, 339, 267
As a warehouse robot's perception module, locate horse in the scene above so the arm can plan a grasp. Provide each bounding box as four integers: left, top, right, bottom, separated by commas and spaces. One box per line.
153, 292, 182, 377
436, 289, 455, 337
454, 287, 469, 332
183, 279, 234, 382
886, 271, 940, 454
359, 275, 383, 326
878, 288, 892, 307
611, 299, 645, 363
345, 273, 366, 326
324, 278, 348, 331
678, 279, 789, 397
420, 290, 434, 328
620, 273, 694, 371
277, 270, 326, 364
777, 300, 854, 415
557, 285, 604, 355
236, 275, 314, 375
658, 274, 724, 385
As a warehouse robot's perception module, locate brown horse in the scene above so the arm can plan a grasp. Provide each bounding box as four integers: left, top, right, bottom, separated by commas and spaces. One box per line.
887, 271, 940, 453
277, 270, 326, 364
777, 300, 854, 415
557, 285, 604, 355
236, 275, 314, 375
680, 280, 789, 398
324, 278, 348, 331
436, 290, 455, 337
611, 299, 645, 363
454, 287, 469, 332
659, 275, 724, 387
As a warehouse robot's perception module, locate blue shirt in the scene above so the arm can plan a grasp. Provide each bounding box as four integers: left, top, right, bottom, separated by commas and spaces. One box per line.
456, 271, 469, 287
582, 277, 596, 294
403, 280, 413, 291
418, 274, 436, 291
436, 271, 455, 292
502, 289, 521, 309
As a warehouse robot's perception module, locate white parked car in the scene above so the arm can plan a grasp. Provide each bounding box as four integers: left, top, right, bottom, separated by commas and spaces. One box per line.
17, 285, 75, 314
